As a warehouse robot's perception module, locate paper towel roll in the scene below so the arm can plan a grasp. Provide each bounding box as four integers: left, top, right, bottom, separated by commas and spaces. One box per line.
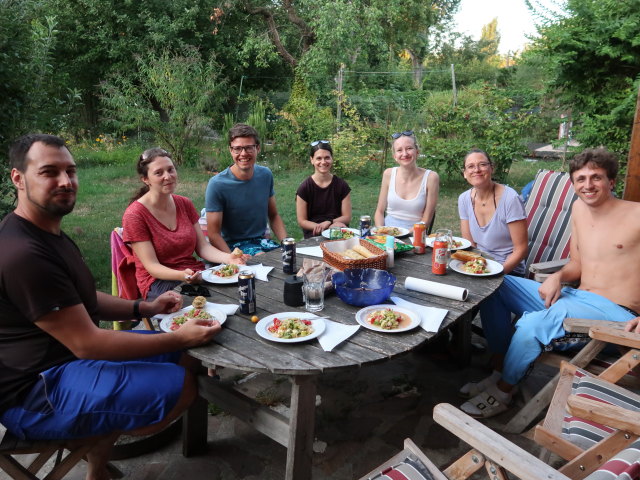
404, 277, 468, 301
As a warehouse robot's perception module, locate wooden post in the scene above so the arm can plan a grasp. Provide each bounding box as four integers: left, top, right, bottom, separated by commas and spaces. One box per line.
623, 84, 640, 202
451, 64, 457, 107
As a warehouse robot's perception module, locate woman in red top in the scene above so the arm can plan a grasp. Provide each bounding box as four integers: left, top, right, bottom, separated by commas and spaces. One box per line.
122, 148, 246, 299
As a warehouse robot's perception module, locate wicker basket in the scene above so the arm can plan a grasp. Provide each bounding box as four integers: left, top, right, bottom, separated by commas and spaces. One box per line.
320, 239, 387, 271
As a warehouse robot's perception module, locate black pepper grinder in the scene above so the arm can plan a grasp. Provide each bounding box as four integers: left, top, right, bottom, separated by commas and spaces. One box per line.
283, 275, 304, 307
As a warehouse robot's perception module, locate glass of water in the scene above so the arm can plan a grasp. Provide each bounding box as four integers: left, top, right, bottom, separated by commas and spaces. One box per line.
302, 268, 326, 312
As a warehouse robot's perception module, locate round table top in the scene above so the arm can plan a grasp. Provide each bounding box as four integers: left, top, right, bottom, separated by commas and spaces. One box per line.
186, 236, 503, 376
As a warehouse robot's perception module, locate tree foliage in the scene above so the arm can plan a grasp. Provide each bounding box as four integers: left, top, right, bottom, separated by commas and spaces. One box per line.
99, 47, 225, 165
524, 0, 640, 156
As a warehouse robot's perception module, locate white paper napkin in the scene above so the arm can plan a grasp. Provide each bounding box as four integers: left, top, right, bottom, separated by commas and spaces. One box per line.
247, 264, 273, 282
317, 319, 360, 352
390, 296, 447, 333
296, 246, 324, 258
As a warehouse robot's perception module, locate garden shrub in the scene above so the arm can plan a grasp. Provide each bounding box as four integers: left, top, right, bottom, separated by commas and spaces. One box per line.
419, 83, 534, 181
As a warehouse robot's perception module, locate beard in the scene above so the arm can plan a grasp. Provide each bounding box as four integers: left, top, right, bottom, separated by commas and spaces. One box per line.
25, 184, 76, 217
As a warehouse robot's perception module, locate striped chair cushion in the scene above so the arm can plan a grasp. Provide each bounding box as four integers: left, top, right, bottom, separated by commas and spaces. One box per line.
524, 169, 578, 273
366, 453, 436, 480
585, 438, 640, 480
563, 369, 640, 450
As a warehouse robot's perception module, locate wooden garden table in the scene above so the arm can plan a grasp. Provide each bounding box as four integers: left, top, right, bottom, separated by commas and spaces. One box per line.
181, 236, 503, 480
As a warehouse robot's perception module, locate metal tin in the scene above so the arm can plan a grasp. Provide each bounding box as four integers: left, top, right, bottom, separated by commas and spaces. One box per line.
432, 240, 448, 275
238, 270, 256, 314
359, 215, 372, 238
413, 222, 426, 254
282, 237, 296, 274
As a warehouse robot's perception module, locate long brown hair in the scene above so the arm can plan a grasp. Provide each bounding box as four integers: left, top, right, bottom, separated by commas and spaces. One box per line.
129, 147, 172, 204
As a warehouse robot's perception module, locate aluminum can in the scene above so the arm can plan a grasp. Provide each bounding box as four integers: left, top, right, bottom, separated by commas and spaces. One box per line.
432, 240, 448, 275
281, 237, 296, 274
359, 215, 372, 238
413, 222, 426, 254
238, 270, 256, 314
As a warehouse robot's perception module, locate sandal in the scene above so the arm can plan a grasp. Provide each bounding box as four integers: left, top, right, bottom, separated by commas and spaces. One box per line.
460, 389, 511, 419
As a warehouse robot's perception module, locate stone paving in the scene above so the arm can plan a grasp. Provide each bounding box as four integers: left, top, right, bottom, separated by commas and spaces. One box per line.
4, 336, 554, 479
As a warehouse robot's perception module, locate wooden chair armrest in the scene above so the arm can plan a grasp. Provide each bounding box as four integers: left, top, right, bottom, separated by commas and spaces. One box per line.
563, 318, 625, 334
433, 403, 571, 480
566, 395, 640, 437
588, 326, 640, 349
529, 259, 569, 274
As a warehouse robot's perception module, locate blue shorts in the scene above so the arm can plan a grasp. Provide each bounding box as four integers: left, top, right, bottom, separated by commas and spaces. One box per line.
0, 341, 185, 441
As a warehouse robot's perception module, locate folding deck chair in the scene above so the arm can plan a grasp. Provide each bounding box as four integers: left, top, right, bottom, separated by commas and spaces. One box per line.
361, 398, 640, 480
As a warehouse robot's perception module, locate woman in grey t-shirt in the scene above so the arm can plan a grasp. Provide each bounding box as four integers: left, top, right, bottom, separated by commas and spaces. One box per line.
458, 149, 528, 275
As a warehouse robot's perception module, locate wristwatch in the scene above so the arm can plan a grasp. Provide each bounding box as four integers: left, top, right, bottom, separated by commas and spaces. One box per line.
133, 299, 143, 320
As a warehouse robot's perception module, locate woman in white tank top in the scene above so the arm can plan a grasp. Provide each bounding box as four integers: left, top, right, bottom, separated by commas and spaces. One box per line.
374, 131, 439, 230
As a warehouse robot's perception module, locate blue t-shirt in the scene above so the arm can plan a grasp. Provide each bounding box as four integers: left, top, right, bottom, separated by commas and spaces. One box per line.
205, 165, 275, 245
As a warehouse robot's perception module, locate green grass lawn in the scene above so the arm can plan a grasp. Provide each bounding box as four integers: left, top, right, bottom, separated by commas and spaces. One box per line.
63, 152, 563, 293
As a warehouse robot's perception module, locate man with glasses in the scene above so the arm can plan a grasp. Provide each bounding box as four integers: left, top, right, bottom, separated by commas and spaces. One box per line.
205, 123, 287, 255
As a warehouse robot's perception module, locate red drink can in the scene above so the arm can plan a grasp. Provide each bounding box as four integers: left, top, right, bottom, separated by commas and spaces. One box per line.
432, 240, 448, 275
413, 222, 426, 254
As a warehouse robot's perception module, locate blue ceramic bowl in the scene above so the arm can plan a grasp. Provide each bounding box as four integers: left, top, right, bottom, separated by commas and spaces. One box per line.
332, 268, 396, 307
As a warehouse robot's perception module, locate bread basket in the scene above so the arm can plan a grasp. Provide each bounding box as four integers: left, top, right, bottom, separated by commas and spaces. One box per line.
320, 238, 386, 271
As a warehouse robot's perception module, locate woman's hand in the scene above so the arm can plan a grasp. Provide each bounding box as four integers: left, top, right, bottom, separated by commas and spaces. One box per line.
313, 221, 331, 236
183, 268, 202, 284
226, 253, 248, 265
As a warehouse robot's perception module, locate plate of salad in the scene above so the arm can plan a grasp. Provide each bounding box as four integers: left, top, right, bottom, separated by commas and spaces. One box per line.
202, 264, 240, 284
159, 303, 227, 332
255, 312, 326, 343
355, 305, 420, 333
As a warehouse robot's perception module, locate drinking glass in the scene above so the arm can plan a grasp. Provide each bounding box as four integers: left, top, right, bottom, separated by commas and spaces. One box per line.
302, 268, 326, 312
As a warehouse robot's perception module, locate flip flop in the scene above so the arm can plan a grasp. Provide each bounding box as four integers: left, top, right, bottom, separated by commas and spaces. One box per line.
460, 390, 510, 419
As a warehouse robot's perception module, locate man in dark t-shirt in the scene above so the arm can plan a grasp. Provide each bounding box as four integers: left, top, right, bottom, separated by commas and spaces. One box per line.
0, 134, 220, 480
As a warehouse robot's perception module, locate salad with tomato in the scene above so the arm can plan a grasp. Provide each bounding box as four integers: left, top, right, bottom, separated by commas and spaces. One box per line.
366, 308, 402, 330
214, 264, 239, 278
170, 308, 213, 331
267, 317, 314, 339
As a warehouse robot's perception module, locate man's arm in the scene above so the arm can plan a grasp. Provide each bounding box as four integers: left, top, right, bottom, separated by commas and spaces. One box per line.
267, 196, 287, 242
538, 208, 582, 307
206, 211, 231, 253
36, 294, 219, 360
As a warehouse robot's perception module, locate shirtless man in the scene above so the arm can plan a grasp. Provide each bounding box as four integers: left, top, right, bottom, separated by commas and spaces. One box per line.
459, 148, 640, 419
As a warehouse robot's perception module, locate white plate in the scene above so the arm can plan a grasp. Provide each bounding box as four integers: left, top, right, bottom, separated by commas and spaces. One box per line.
321, 227, 361, 239
426, 236, 472, 251
159, 304, 227, 332
371, 226, 410, 238
255, 312, 326, 343
355, 305, 421, 333
449, 258, 504, 277
201, 265, 240, 284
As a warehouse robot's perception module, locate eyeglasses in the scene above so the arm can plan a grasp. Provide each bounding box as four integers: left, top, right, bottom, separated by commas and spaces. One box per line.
230, 145, 257, 154
391, 130, 414, 139
464, 162, 492, 172
310, 140, 330, 147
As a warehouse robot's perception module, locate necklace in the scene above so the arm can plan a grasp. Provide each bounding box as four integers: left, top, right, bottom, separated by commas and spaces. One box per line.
472, 183, 496, 208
